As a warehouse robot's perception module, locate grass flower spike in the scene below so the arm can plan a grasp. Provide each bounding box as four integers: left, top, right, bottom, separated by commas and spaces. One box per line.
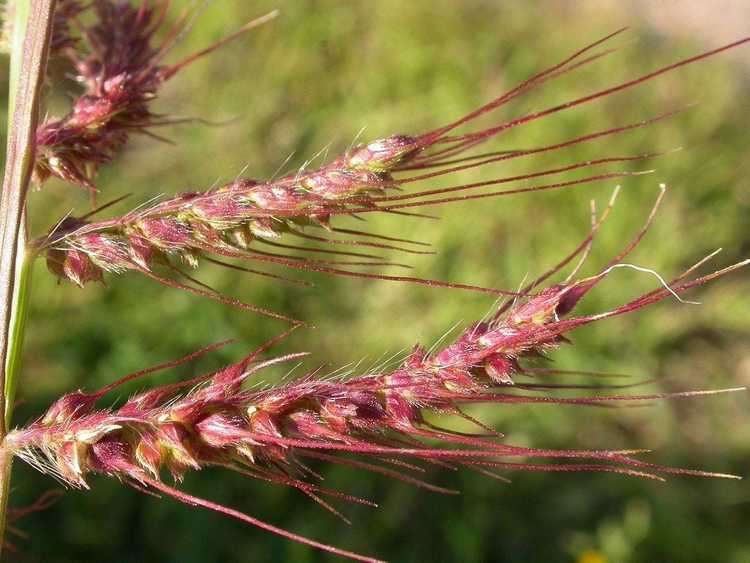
35, 30, 750, 321
35, 1, 278, 191
9, 200, 748, 561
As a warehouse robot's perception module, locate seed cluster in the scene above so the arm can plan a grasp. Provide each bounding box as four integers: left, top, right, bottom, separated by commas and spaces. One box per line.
36, 1, 275, 190
39, 24, 750, 320
9, 247, 743, 560
43, 134, 422, 284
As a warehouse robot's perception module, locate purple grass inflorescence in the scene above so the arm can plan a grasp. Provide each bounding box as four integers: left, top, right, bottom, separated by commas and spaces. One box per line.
4, 1, 749, 560
36, 1, 277, 191
9, 201, 749, 561
34, 29, 750, 322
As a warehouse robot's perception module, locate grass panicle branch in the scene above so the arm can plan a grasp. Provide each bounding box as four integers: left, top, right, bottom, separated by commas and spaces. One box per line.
35, 1, 277, 191
33, 31, 750, 321
8, 199, 747, 561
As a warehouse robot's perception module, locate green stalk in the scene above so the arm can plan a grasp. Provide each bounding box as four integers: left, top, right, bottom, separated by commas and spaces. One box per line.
0, 446, 11, 558
9, 0, 31, 112
5, 249, 33, 430
0, 0, 56, 556
0, 249, 29, 561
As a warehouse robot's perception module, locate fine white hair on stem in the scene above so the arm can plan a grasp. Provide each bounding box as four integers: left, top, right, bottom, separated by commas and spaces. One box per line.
348, 126, 368, 152
426, 321, 464, 357
599, 263, 701, 305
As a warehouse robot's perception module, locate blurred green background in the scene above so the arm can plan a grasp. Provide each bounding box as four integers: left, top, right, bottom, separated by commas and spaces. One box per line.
3, 1, 750, 561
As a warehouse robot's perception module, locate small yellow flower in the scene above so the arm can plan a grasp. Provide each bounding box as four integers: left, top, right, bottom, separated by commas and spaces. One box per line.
578, 550, 607, 563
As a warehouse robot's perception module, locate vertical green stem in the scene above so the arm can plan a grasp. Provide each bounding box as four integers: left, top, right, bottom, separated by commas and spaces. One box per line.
0, 0, 56, 556
0, 246, 30, 561
0, 446, 11, 558
5, 247, 33, 430
9, 0, 31, 112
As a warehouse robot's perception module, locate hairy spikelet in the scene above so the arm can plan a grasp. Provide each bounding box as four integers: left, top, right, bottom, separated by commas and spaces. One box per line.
36, 1, 276, 191
10, 205, 748, 561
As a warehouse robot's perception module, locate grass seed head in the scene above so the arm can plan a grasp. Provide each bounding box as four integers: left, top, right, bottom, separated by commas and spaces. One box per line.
10, 223, 749, 560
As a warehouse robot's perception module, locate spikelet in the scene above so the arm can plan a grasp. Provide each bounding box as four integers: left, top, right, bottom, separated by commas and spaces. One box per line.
10, 202, 748, 561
